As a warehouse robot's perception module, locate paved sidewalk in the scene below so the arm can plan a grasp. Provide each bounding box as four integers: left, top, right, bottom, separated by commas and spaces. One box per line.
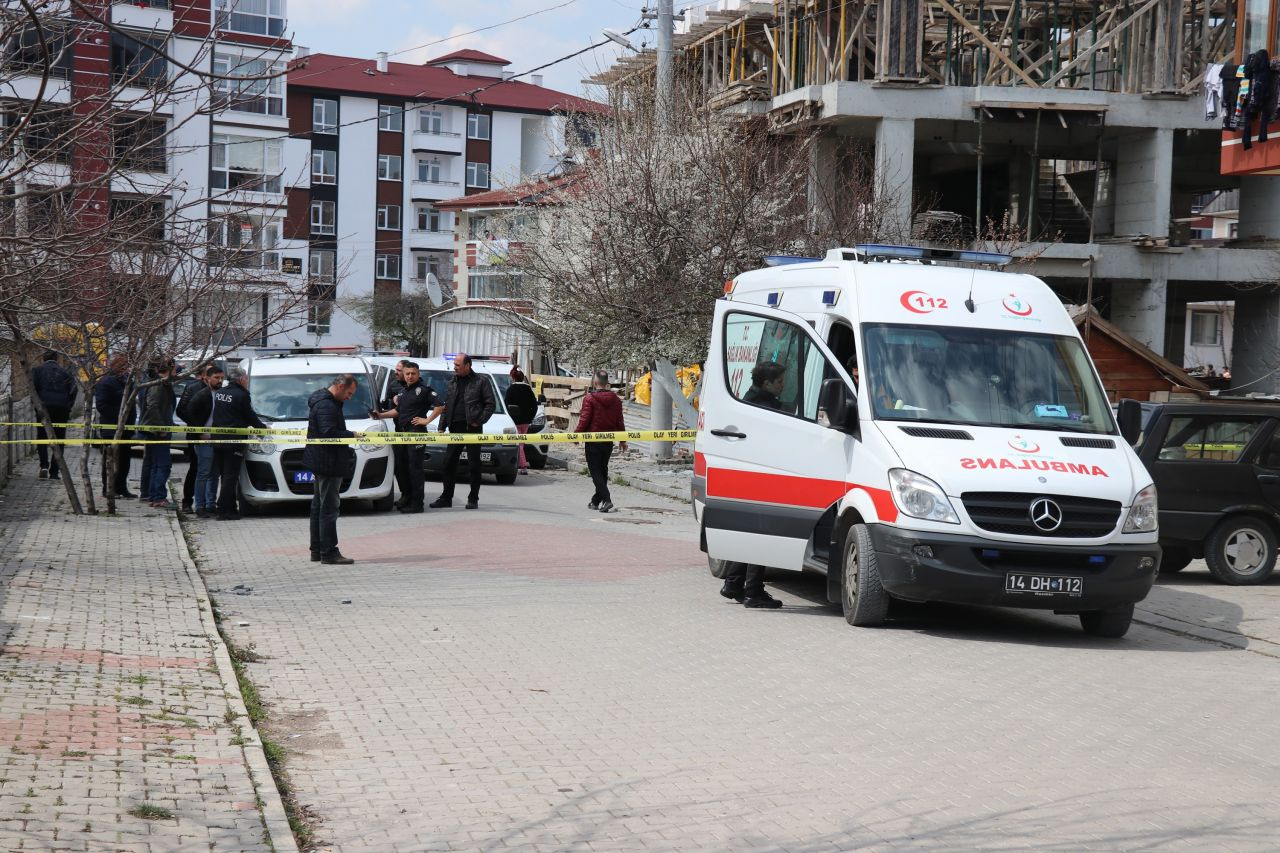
0, 460, 293, 851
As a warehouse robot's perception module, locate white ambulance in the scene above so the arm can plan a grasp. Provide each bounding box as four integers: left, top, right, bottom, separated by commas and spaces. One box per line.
693, 245, 1161, 637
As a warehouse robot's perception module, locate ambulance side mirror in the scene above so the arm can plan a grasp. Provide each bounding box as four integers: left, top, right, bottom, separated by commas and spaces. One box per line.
818, 378, 857, 434
1117, 398, 1142, 446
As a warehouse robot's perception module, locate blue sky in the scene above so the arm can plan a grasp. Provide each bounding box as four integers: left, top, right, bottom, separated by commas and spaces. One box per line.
287, 0, 681, 97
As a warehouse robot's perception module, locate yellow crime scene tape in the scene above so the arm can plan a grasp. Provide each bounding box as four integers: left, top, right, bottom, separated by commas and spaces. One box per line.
2, 422, 698, 446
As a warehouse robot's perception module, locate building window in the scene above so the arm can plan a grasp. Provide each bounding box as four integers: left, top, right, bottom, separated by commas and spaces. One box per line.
1229, 221, 1240, 239
195, 292, 268, 348
468, 271, 523, 300
416, 157, 442, 183
377, 154, 402, 181
467, 214, 489, 239
378, 104, 404, 132
310, 249, 335, 281
212, 53, 285, 116
467, 113, 490, 140
212, 134, 283, 194
375, 253, 400, 280
108, 198, 166, 244
313, 98, 338, 134
415, 253, 446, 281
111, 115, 167, 172
310, 200, 335, 235
214, 0, 286, 37
376, 204, 401, 230
4, 25, 74, 79
111, 32, 167, 87
418, 109, 444, 134
466, 161, 489, 189
1190, 311, 1223, 346
415, 205, 447, 232
19, 107, 72, 164
209, 212, 280, 269
311, 149, 336, 184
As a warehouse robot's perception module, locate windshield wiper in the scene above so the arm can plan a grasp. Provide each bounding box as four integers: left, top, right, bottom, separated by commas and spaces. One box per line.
1006, 421, 1109, 434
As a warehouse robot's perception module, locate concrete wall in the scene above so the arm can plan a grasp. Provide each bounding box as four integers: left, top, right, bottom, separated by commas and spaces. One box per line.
332, 96, 378, 348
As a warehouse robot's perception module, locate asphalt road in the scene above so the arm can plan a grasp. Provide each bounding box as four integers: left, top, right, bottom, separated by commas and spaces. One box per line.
191, 467, 1280, 852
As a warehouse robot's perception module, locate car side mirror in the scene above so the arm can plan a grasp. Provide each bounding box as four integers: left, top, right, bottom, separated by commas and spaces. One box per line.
818, 377, 858, 434
1117, 398, 1142, 446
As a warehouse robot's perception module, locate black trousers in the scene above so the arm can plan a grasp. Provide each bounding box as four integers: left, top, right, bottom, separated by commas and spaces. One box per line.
439, 426, 483, 501
393, 442, 424, 508
214, 446, 244, 515
100, 443, 131, 495
181, 444, 198, 505
723, 562, 766, 597
37, 405, 70, 476
585, 442, 614, 504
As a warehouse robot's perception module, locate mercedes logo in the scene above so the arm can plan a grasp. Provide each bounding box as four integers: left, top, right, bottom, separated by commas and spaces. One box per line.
1029, 497, 1063, 532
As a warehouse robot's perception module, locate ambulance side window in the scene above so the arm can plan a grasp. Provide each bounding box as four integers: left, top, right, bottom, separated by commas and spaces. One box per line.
723, 311, 838, 423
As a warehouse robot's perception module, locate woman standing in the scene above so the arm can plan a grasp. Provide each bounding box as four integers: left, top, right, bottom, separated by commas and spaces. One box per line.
504, 367, 539, 475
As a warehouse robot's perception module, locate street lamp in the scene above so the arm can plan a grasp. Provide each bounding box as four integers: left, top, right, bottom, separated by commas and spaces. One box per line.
602, 28, 637, 52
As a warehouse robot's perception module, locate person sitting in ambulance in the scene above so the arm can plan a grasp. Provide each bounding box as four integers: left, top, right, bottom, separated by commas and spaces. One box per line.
743, 362, 788, 412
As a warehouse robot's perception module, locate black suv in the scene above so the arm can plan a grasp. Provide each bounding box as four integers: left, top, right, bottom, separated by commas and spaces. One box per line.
1120, 399, 1280, 584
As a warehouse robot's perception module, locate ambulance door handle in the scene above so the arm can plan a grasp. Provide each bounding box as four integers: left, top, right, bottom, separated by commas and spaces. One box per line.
710, 428, 747, 439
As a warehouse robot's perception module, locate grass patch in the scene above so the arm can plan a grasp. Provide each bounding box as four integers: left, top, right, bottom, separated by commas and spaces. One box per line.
127, 803, 174, 821
118, 695, 152, 707
122, 675, 151, 686
61, 750, 87, 758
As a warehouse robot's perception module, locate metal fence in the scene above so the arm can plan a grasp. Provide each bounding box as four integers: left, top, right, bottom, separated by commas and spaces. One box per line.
2, 395, 38, 486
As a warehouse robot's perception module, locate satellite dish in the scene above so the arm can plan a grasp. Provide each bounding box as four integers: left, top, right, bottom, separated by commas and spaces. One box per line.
425, 273, 443, 308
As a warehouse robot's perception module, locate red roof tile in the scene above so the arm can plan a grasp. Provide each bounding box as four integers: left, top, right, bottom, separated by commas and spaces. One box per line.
427, 49, 511, 66
434, 171, 582, 211
288, 53, 606, 115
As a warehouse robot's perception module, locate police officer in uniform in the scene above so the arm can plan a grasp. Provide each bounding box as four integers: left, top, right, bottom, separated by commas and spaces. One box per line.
374, 361, 439, 513
211, 367, 268, 520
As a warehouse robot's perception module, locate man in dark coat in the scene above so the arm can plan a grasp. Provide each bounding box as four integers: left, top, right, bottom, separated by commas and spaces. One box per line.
94, 355, 134, 498
304, 374, 361, 564
32, 350, 77, 480
211, 366, 268, 520
429, 353, 495, 510
139, 359, 177, 508
374, 361, 439, 513
575, 370, 628, 513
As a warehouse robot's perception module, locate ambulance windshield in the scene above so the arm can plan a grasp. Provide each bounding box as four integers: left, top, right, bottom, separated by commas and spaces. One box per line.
862, 324, 1116, 434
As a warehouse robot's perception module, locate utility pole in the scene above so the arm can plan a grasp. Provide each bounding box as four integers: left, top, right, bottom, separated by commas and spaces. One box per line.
649, 0, 675, 460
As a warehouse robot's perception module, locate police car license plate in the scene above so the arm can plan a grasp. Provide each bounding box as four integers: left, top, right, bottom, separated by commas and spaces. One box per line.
293, 471, 315, 484
457, 452, 493, 463
1005, 573, 1082, 596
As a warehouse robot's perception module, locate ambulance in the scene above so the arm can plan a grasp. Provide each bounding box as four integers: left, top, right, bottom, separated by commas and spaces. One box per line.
693, 245, 1161, 637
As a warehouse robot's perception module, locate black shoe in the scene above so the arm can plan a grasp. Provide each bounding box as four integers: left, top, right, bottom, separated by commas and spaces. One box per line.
394, 500, 408, 510
399, 506, 424, 514
38, 468, 48, 480
465, 498, 478, 510
598, 501, 614, 513
116, 490, 137, 499
216, 513, 241, 521
197, 509, 214, 519
181, 503, 193, 513
743, 591, 783, 609
321, 550, 354, 565
588, 500, 599, 511
719, 582, 744, 602
429, 497, 452, 509
310, 551, 322, 562
48, 473, 60, 481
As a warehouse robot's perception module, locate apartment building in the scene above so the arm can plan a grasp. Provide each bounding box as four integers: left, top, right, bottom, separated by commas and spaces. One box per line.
283, 49, 603, 346
2, 0, 302, 352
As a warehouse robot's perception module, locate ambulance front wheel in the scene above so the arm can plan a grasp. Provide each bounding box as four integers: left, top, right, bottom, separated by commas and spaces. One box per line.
707, 557, 731, 579
842, 524, 889, 627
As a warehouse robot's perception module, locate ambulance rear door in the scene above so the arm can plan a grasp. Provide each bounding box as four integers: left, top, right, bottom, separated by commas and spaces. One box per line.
699, 299, 858, 569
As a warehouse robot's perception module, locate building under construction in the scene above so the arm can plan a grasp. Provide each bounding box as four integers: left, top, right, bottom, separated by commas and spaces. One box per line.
592, 0, 1280, 393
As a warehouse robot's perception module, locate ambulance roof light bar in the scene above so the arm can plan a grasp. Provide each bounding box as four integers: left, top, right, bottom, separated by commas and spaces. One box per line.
835, 244, 1013, 267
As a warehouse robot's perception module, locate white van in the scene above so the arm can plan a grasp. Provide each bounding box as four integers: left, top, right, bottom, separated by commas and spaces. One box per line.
240, 351, 394, 511
694, 245, 1161, 637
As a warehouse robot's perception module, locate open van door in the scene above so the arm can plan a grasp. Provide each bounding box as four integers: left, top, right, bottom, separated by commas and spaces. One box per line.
697, 299, 858, 570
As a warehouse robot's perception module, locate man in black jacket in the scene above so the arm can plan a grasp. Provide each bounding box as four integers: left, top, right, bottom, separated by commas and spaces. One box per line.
429, 353, 495, 510
94, 355, 134, 498
32, 350, 77, 480
140, 359, 177, 508
180, 365, 223, 518
374, 361, 439, 513
211, 366, 268, 520
304, 374, 361, 564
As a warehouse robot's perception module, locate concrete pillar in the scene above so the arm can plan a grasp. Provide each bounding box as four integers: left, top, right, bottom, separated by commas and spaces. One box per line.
875, 118, 915, 238
1113, 128, 1173, 238
1230, 289, 1280, 395
808, 134, 841, 237
1110, 279, 1168, 355
1237, 175, 1280, 240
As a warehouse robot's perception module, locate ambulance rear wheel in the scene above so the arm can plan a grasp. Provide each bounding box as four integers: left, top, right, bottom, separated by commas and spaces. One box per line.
842, 524, 889, 627
707, 557, 731, 579
1079, 602, 1134, 638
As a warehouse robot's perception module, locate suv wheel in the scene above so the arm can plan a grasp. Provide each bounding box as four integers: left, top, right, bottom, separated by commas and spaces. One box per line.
1205, 517, 1278, 585
841, 524, 889, 627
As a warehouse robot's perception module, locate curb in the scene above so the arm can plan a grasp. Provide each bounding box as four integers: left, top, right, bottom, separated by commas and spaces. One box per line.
165, 514, 299, 852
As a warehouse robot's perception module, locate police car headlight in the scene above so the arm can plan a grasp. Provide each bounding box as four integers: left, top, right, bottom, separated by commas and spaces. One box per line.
888, 468, 959, 524
247, 441, 277, 456
359, 421, 386, 453
530, 412, 546, 430
502, 427, 517, 434
1123, 484, 1158, 533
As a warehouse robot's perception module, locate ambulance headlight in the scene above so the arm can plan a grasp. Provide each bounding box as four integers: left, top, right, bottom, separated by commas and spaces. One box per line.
1123, 484, 1158, 533
888, 468, 959, 524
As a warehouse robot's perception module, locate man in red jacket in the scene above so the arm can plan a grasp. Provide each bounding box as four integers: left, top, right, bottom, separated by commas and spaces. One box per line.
575, 370, 628, 513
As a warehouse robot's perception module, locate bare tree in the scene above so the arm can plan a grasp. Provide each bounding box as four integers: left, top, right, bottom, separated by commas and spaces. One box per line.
343, 280, 453, 357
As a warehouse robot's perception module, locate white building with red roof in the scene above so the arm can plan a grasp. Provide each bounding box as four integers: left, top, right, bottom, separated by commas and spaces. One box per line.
281, 48, 603, 346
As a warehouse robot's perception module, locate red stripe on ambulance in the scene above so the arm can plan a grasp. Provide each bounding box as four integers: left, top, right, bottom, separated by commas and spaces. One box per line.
705, 467, 898, 522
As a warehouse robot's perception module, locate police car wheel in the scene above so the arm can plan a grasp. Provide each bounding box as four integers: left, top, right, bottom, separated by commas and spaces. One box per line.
1079, 602, 1134, 638
707, 557, 731, 579
842, 524, 888, 627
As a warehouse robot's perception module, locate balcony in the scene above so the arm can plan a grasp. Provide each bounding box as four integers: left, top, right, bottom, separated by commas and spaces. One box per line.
112, 2, 173, 32
407, 229, 454, 251
411, 179, 461, 200
411, 130, 464, 155
208, 248, 281, 271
